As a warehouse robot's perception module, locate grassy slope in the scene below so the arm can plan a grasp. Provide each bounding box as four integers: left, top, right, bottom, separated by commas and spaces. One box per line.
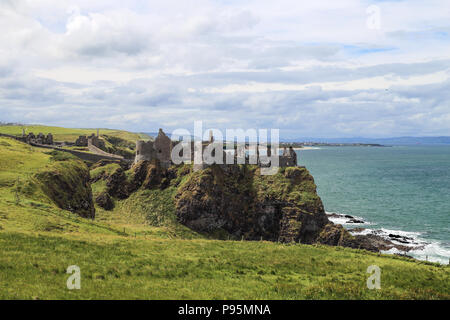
0, 136, 449, 300
1, 232, 448, 300
0, 124, 150, 159
0, 124, 150, 143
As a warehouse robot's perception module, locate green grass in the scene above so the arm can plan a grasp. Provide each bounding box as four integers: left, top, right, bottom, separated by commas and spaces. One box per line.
0, 232, 448, 300
0, 124, 150, 160
0, 125, 149, 143
0, 136, 449, 300
90, 163, 122, 182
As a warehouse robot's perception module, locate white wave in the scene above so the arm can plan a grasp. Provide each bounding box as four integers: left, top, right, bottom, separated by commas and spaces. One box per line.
326, 211, 449, 265
326, 211, 373, 226
382, 242, 450, 265
351, 227, 425, 247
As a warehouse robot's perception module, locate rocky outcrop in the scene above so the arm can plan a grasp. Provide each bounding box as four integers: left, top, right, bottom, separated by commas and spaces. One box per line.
90, 159, 179, 205
129, 160, 164, 190
316, 223, 417, 253
95, 191, 114, 210
175, 165, 329, 242
316, 223, 379, 252
105, 167, 129, 199
36, 160, 95, 219
89, 159, 403, 253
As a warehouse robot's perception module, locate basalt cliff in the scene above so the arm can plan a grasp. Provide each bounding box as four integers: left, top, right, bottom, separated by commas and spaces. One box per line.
89, 159, 390, 251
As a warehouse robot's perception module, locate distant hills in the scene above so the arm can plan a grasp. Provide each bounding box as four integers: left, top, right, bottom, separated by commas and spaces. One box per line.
143, 131, 450, 145
283, 136, 450, 145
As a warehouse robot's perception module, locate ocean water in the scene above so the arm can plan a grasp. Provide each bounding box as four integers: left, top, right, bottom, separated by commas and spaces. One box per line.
297, 146, 450, 264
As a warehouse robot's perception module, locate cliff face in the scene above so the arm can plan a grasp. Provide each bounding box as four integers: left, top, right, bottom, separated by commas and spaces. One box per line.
35, 159, 95, 219
93, 160, 383, 250
175, 165, 329, 242
94, 160, 330, 242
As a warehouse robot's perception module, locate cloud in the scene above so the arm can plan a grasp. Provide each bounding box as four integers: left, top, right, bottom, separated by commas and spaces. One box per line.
62, 9, 152, 58
0, 0, 449, 138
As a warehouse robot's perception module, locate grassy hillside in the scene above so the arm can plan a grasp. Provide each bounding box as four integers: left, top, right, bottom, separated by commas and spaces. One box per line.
0, 136, 448, 300
1, 231, 448, 300
0, 124, 150, 143
0, 124, 151, 159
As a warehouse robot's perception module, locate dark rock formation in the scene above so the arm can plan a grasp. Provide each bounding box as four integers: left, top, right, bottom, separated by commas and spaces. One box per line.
95, 192, 114, 210
130, 160, 164, 190
105, 167, 129, 199
89, 158, 408, 253
316, 224, 368, 250
36, 160, 95, 219
347, 228, 417, 252
347, 218, 365, 224
175, 165, 329, 242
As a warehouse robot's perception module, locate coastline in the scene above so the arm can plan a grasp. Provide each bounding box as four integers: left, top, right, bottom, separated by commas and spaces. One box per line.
326, 212, 450, 265
299, 145, 450, 265
293, 146, 319, 150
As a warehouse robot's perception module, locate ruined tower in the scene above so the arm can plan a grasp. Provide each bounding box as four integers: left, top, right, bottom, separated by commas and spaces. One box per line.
134, 129, 173, 166
135, 140, 156, 163
154, 128, 172, 168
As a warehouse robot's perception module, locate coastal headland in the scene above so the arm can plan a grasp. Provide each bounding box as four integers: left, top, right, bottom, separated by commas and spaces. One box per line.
0, 124, 448, 299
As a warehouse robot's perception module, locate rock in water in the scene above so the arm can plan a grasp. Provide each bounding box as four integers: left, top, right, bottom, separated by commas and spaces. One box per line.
346, 218, 365, 224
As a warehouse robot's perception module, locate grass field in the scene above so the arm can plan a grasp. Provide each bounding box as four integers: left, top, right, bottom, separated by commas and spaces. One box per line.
0, 136, 448, 300
0, 124, 150, 143
1, 231, 449, 300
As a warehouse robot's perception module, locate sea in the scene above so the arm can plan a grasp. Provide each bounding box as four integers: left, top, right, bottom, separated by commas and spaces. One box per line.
297, 145, 450, 265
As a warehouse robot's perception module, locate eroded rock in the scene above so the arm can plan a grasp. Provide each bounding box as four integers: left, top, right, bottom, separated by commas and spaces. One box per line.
95, 192, 114, 210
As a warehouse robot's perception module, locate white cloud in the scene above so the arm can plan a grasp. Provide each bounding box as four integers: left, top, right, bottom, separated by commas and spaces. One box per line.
0, 0, 450, 137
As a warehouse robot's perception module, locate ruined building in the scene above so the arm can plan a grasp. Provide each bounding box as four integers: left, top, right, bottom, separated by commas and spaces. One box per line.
75, 131, 105, 150
75, 135, 88, 146
26, 132, 53, 145
135, 129, 173, 168
135, 129, 299, 171
279, 146, 298, 167
88, 134, 106, 150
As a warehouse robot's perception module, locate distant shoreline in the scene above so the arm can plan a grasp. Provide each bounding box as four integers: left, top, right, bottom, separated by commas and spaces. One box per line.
293, 147, 318, 150
283, 143, 386, 148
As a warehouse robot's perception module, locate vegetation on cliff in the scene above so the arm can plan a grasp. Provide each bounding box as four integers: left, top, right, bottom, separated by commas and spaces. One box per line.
34, 159, 95, 219
175, 165, 328, 242
89, 160, 328, 242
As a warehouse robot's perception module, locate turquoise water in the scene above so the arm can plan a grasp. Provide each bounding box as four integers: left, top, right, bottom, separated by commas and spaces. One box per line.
297, 146, 450, 264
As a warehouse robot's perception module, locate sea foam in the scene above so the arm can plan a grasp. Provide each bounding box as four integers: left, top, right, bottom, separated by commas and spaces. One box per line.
326, 211, 449, 265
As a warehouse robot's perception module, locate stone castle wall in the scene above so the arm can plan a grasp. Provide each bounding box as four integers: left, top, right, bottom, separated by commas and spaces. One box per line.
134, 129, 299, 172
135, 140, 156, 162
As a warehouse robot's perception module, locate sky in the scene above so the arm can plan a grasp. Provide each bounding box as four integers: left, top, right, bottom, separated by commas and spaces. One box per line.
1, 0, 450, 138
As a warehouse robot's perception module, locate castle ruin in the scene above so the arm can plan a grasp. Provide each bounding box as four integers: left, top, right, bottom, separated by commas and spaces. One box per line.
25, 132, 53, 145
75, 132, 106, 150
135, 129, 299, 171
135, 129, 173, 168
